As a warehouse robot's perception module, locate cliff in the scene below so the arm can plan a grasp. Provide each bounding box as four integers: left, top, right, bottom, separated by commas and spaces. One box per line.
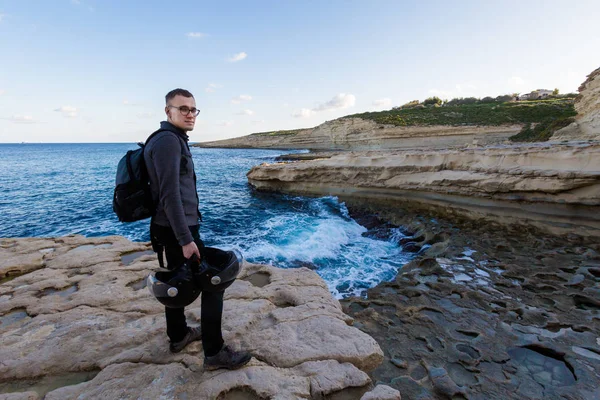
552, 67, 600, 141
0, 236, 395, 399
196, 98, 577, 151
196, 119, 521, 151
247, 141, 600, 237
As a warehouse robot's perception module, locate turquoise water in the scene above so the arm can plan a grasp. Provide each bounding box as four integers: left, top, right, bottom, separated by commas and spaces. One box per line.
0, 143, 411, 297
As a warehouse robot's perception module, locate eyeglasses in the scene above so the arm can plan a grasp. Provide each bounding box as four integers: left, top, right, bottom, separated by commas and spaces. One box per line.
168, 105, 201, 117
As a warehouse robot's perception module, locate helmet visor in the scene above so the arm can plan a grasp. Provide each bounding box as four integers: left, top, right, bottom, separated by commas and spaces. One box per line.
200, 248, 243, 285
147, 273, 178, 298
215, 249, 243, 282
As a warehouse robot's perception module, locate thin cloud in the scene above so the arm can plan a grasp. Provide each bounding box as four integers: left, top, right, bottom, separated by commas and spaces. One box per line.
252, 120, 265, 125
0, 13, 5, 22
55, 106, 78, 118
228, 52, 247, 62
186, 32, 207, 39
373, 98, 392, 108
231, 94, 252, 104
293, 93, 356, 118
292, 108, 314, 118
3, 114, 37, 124
0, 89, 5, 95
237, 109, 254, 116
313, 93, 356, 112
55, 106, 77, 113
137, 112, 154, 119
123, 99, 143, 107
205, 83, 222, 93
71, 0, 81, 4
217, 120, 234, 127
508, 76, 526, 86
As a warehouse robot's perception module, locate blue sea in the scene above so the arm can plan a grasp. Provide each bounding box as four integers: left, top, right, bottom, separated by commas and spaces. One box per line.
0, 143, 412, 298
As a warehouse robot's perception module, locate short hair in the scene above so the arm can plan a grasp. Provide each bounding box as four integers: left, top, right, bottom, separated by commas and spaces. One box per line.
165, 88, 194, 104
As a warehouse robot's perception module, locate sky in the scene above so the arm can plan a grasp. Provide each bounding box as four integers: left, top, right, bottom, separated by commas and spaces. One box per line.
0, 0, 599, 143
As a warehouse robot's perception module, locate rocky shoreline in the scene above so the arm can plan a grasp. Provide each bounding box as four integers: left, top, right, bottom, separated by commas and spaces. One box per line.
241, 68, 600, 398
194, 122, 522, 151
340, 201, 600, 399
1, 211, 598, 399
246, 141, 600, 239
0, 236, 395, 400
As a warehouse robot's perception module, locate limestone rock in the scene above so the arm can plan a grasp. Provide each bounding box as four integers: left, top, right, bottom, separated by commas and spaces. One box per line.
341, 211, 600, 400
195, 118, 520, 151
361, 384, 402, 400
0, 236, 383, 399
553, 66, 600, 141
0, 393, 39, 400
247, 142, 600, 237
576, 67, 600, 139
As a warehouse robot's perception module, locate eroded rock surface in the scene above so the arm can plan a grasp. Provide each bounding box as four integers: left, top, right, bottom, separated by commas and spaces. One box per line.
247, 141, 600, 237
195, 120, 520, 151
361, 385, 401, 400
0, 235, 383, 399
553, 67, 600, 141
342, 207, 600, 400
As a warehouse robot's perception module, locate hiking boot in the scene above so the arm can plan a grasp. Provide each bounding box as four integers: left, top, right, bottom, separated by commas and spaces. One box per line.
204, 345, 252, 371
169, 325, 202, 353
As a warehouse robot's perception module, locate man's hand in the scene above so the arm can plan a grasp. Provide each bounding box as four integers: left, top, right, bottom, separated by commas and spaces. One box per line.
182, 241, 201, 260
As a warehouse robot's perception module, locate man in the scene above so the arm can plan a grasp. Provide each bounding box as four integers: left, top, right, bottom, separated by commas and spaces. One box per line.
144, 88, 251, 370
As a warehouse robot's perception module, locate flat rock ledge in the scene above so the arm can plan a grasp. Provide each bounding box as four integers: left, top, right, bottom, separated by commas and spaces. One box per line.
247, 141, 600, 237
0, 235, 384, 400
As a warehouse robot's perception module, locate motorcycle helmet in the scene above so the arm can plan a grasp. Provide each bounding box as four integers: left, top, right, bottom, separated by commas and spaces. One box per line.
147, 247, 243, 308
147, 260, 201, 308
195, 247, 243, 293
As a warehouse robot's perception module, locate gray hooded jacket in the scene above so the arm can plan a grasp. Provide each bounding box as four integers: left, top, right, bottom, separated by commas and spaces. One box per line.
144, 121, 201, 246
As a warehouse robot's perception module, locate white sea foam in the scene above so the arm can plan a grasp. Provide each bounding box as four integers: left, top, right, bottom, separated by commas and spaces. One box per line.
215, 196, 412, 298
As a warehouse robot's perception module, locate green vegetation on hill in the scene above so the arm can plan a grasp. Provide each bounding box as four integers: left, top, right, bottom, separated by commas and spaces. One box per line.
509, 117, 576, 142
343, 98, 576, 128
244, 95, 577, 143
250, 128, 305, 136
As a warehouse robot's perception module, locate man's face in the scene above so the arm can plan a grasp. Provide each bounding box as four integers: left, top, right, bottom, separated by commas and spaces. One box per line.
165, 95, 197, 132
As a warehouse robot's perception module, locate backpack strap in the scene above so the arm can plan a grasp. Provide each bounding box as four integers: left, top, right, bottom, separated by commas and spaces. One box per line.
150, 222, 166, 269
143, 128, 171, 147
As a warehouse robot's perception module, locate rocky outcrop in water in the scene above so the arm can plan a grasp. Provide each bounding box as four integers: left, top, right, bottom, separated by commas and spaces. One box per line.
0, 236, 384, 399
195, 120, 520, 151
247, 141, 600, 237
553, 67, 600, 141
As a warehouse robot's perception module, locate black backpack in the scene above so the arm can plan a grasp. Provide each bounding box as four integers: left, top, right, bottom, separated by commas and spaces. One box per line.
113, 129, 169, 222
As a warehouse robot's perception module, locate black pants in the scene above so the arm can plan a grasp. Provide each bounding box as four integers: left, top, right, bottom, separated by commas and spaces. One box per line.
150, 223, 224, 357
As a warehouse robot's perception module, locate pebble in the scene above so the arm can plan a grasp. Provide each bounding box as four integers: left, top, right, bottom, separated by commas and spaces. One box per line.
390, 358, 408, 369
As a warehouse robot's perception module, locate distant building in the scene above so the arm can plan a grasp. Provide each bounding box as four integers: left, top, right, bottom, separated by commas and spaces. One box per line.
519, 89, 553, 101
530, 89, 553, 99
